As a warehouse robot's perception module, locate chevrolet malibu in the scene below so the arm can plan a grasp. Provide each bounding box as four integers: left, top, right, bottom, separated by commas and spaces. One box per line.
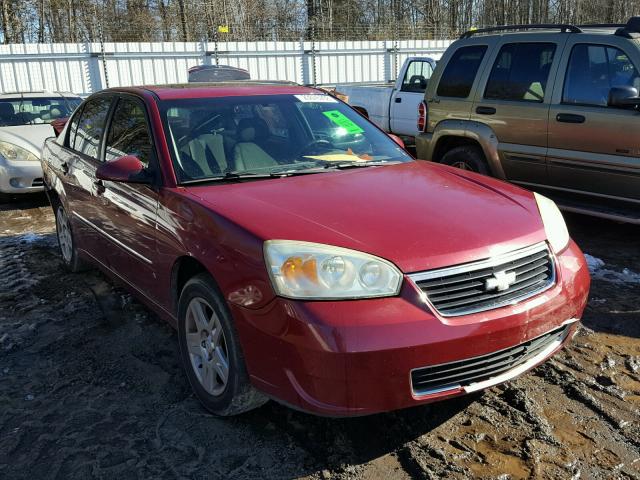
41, 83, 590, 416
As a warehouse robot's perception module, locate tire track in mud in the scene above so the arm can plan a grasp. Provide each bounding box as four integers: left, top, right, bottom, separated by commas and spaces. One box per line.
1, 202, 640, 480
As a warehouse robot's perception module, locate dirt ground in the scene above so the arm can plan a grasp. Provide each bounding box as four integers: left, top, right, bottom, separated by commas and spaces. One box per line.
0, 193, 638, 480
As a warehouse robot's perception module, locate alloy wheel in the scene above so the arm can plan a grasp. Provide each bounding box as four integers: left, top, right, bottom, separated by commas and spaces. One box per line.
56, 207, 73, 263
185, 297, 230, 396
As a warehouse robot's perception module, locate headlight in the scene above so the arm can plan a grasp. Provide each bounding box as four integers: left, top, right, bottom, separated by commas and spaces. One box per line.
264, 240, 402, 299
0, 141, 38, 162
534, 193, 569, 253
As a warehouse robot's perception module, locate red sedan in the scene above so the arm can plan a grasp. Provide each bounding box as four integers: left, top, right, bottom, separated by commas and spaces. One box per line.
41, 83, 590, 416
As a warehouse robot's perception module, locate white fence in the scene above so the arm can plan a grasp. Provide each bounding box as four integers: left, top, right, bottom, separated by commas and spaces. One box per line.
0, 39, 453, 95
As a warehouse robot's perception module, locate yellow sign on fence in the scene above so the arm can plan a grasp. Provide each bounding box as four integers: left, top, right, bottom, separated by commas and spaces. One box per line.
217, 25, 229, 33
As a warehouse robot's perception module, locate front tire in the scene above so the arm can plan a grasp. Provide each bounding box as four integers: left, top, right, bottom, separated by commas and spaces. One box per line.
178, 273, 268, 416
440, 145, 490, 175
55, 204, 87, 272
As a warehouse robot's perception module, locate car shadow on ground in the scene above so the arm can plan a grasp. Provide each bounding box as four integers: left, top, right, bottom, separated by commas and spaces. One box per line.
565, 213, 640, 340
0, 192, 49, 211
242, 394, 477, 473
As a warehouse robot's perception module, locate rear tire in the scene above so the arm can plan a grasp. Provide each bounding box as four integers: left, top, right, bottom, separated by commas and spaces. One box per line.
440, 145, 490, 175
178, 273, 268, 416
55, 204, 87, 272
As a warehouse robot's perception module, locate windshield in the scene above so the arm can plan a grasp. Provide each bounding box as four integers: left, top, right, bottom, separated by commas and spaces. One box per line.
160, 93, 413, 183
0, 96, 82, 127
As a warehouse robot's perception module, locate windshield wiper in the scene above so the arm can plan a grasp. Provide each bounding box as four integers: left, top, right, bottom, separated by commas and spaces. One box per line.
180, 172, 275, 185
179, 169, 323, 185
324, 160, 403, 170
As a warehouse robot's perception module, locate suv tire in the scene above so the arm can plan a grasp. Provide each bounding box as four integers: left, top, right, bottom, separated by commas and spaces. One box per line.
178, 273, 268, 416
440, 145, 490, 175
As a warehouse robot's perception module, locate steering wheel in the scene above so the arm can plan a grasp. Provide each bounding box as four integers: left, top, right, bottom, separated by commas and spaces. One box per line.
297, 139, 334, 157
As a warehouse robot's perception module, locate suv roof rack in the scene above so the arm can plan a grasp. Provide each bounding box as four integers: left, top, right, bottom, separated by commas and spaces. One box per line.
577, 23, 626, 28
615, 17, 640, 39
460, 17, 640, 40
460, 24, 582, 38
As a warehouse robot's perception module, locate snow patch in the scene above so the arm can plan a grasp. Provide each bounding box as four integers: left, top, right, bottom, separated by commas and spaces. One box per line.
19, 232, 44, 244
584, 254, 605, 272
584, 253, 640, 285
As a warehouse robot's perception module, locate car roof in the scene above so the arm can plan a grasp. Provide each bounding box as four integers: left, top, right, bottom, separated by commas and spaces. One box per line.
0, 91, 80, 99
117, 82, 321, 101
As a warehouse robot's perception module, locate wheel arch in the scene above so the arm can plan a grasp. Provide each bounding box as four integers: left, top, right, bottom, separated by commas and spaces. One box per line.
171, 255, 210, 315
430, 120, 505, 179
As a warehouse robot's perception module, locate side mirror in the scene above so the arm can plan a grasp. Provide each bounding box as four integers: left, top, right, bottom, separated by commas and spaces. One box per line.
608, 86, 640, 108
50, 117, 68, 136
388, 134, 405, 149
96, 155, 150, 183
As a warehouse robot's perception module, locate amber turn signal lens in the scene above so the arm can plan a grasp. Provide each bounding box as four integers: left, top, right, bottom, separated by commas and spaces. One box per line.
282, 256, 318, 283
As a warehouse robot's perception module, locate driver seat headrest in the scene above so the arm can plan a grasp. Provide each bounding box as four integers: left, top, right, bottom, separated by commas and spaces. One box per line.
237, 117, 269, 143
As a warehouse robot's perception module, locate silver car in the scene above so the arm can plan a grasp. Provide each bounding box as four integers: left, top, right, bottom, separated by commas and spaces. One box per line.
0, 91, 81, 198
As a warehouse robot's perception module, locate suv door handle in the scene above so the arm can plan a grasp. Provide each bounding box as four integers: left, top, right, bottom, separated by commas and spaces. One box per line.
556, 113, 585, 124
476, 106, 496, 115
395, 97, 402, 103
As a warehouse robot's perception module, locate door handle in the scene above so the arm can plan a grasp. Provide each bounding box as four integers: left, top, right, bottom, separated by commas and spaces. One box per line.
60, 162, 69, 174
556, 113, 585, 124
395, 97, 402, 103
476, 106, 496, 115
93, 179, 106, 195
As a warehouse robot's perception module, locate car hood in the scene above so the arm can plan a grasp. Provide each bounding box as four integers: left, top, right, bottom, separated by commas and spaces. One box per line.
186, 162, 547, 273
0, 124, 55, 157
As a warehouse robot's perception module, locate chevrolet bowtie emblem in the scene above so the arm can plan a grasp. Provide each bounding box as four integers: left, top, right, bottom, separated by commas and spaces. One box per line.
485, 270, 517, 291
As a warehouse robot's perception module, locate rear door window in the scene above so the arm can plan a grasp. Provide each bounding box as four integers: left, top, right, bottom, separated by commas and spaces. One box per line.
563, 44, 640, 106
437, 45, 487, 98
484, 43, 556, 102
73, 96, 112, 159
105, 97, 154, 167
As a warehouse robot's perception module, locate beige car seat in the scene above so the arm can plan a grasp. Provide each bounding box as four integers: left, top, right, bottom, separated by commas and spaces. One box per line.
233, 118, 278, 171
180, 133, 227, 177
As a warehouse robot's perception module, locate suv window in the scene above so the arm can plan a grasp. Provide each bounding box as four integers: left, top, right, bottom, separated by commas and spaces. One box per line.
401, 61, 433, 93
563, 44, 640, 106
105, 97, 154, 166
437, 46, 487, 98
73, 97, 112, 158
485, 43, 556, 102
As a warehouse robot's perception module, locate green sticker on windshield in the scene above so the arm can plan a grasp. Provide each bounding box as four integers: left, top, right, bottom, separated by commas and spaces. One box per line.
322, 110, 364, 134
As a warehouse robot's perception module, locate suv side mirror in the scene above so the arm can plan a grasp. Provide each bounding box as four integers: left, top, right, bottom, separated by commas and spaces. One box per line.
608, 86, 640, 108
96, 155, 151, 184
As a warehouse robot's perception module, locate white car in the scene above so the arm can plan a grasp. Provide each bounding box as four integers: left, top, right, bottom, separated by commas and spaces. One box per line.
0, 91, 81, 198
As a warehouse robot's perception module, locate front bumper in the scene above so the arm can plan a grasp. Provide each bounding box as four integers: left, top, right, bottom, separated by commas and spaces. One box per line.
415, 131, 434, 160
232, 240, 590, 416
0, 157, 44, 193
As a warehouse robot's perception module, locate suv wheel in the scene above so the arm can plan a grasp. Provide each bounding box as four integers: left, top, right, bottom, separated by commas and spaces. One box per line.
178, 273, 268, 416
440, 145, 490, 175
55, 204, 87, 272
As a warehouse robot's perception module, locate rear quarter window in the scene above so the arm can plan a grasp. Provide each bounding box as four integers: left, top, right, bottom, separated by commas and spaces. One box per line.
437, 45, 488, 98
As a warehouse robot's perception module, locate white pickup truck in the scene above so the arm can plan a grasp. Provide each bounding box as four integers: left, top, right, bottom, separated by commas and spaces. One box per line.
337, 57, 436, 142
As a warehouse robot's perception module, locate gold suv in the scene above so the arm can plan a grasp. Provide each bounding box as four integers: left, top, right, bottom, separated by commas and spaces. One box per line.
416, 18, 640, 224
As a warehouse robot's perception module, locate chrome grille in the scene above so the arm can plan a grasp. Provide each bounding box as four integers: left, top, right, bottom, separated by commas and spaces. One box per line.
409, 242, 555, 316
411, 324, 569, 396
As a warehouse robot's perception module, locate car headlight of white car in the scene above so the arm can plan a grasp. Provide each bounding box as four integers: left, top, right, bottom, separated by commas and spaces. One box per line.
534, 192, 570, 254
0, 141, 39, 162
264, 240, 403, 299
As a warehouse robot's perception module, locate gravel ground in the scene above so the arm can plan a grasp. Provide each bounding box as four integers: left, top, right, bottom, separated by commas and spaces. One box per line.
0, 193, 638, 480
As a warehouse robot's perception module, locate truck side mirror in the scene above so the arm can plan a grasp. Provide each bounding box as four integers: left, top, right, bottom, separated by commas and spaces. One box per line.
608, 86, 640, 108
